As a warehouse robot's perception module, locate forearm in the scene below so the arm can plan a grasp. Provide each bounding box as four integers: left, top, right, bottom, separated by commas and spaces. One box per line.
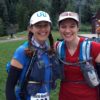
5, 66, 22, 100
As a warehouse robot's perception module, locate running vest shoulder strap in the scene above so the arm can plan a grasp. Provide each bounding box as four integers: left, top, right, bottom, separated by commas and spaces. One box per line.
56, 40, 65, 60
56, 40, 92, 61
79, 40, 92, 61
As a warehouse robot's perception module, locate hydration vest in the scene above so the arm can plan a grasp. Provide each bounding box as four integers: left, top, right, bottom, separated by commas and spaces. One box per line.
56, 39, 100, 87
6, 41, 62, 99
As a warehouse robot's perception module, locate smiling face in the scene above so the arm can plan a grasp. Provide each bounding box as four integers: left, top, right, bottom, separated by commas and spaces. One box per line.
59, 19, 79, 43
30, 21, 51, 44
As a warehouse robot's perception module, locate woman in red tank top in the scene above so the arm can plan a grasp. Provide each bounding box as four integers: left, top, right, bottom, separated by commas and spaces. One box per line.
56, 11, 100, 100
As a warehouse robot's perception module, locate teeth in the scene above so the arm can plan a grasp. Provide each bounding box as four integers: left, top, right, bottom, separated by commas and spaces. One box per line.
40, 33, 46, 35
65, 34, 71, 37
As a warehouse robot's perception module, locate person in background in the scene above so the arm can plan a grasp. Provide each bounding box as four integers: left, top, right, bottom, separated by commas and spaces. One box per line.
55, 11, 100, 100
6, 11, 62, 100
96, 19, 100, 37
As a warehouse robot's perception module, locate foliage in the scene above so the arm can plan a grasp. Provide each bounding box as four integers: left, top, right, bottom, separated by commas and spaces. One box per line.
50, 0, 67, 28
66, 0, 75, 11
80, 24, 91, 32
16, 3, 28, 31
0, 18, 4, 35
0, 40, 25, 100
0, 0, 100, 35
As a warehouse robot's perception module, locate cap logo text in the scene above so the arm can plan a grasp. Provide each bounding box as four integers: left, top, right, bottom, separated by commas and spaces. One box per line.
37, 11, 47, 17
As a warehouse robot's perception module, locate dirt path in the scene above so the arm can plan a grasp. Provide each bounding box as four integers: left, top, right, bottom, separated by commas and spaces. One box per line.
78, 34, 97, 38
0, 34, 98, 43
0, 36, 26, 43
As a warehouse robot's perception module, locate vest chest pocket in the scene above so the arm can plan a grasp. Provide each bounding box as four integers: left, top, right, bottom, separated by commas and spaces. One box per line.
27, 59, 45, 96
29, 59, 45, 82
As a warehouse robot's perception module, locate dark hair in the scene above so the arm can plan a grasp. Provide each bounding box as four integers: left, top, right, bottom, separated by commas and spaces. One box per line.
24, 31, 34, 57
48, 32, 55, 54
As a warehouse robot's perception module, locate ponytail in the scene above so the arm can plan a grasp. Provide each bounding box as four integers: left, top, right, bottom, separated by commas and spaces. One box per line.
48, 32, 55, 54
24, 30, 34, 57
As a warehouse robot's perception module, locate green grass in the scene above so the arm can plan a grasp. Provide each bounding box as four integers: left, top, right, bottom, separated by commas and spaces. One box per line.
0, 40, 26, 100
0, 32, 61, 100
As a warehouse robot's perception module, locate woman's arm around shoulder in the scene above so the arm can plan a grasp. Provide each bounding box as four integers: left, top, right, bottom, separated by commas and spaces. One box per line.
91, 41, 100, 63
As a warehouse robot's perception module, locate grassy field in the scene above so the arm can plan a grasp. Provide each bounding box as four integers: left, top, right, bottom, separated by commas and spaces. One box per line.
0, 31, 61, 100
0, 40, 26, 100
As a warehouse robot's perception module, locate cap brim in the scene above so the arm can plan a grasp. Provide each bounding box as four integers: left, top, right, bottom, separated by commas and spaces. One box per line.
30, 18, 51, 25
58, 16, 79, 22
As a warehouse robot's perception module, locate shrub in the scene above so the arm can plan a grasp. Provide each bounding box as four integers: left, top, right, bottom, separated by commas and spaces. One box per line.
80, 24, 91, 32
0, 18, 4, 36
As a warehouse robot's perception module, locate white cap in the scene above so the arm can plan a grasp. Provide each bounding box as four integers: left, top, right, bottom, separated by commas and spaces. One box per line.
58, 11, 79, 23
30, 11, 51, 25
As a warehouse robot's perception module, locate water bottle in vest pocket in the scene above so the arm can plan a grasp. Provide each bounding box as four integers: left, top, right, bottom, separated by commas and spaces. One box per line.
80, 61, 100, 87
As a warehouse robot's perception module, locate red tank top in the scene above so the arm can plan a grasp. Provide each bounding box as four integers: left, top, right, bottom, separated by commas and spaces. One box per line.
59, 38, 100, 100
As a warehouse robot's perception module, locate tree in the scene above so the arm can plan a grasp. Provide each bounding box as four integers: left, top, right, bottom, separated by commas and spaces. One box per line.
0, 0, 9, 35
50, 0, 67, 29
0, 18, 4, 35
66, 0, 75, 11
16, 0, 51, 31
1, 0, 100, 35
73, 0, 97, 24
